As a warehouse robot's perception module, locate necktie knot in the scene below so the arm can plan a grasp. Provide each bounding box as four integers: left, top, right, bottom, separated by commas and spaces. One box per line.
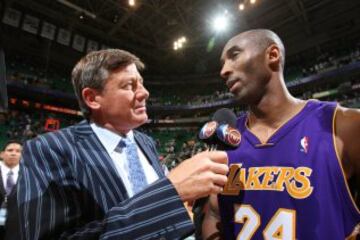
115, 139, 126, 153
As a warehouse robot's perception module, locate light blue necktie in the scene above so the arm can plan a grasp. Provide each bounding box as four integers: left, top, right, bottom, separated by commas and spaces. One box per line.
6, 170, 15, 195
116, 137, 148, 195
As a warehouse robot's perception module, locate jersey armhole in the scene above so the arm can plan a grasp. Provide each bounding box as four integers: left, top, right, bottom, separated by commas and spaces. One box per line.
331, 105, 360, 216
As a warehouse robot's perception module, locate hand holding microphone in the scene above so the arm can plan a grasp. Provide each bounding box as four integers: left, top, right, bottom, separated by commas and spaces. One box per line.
167, 109, 240, 202
167, 150, 229, 202
194, 108, 241, 239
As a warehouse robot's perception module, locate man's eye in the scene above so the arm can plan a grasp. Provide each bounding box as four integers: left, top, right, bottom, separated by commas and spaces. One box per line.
122, 83, 132, 90
230, 51, 240, 59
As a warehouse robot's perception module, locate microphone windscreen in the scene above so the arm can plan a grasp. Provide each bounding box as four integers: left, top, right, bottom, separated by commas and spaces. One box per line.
216, 124, 241, 147
212, 108, 237, 128
198, 121, 218, 140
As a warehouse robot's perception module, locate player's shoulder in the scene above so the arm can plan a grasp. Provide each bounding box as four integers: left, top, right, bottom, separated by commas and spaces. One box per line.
335, 105, 360, 133
336, 105, 360, 118
303, 100, 337, 123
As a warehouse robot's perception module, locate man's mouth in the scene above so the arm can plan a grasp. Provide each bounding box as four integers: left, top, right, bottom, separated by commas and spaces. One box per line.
135, 105, 146, 112
226, 78, 240, 93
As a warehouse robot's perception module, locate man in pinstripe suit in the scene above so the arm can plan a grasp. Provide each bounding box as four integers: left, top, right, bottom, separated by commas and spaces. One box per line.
16, 49, 229, 239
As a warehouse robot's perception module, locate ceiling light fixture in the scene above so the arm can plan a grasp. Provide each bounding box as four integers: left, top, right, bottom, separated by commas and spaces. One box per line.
212, 15, 229, 32
173, 36, 187, 51
239, 3, 245, 11
129, 0, 135, 7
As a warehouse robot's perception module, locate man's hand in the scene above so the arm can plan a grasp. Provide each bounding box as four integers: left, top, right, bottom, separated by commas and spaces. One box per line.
167, 151, 228, 202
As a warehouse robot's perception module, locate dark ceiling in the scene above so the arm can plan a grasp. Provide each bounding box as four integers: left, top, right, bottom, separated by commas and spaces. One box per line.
3, 0, 360, 77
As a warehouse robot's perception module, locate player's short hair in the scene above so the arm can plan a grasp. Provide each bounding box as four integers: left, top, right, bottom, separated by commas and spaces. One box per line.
240, 29, 286, 69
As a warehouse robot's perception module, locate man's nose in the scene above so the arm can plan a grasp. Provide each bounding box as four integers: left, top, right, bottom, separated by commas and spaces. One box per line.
136, 83, 149, 100
220, 60, 232, 80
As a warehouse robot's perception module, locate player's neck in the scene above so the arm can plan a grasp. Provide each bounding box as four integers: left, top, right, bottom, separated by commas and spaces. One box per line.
248, 82, 305, 130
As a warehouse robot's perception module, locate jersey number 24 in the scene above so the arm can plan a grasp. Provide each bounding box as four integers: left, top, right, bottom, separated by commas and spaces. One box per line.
234, 204, 296, 240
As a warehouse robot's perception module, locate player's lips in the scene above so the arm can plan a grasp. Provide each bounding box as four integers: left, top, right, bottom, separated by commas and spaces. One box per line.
226, 78, 240, 93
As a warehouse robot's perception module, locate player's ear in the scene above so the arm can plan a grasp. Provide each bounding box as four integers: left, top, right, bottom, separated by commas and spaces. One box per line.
267, 44, 281, 71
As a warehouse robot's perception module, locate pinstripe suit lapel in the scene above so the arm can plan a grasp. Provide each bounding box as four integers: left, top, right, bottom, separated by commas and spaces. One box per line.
134, 131, 164, 177
73, 121, 129, 207
0, 169, 5, 199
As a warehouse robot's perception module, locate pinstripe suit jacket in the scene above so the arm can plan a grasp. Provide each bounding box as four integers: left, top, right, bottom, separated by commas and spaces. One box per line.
0, 169, 6, 207
17, 121, 194, 240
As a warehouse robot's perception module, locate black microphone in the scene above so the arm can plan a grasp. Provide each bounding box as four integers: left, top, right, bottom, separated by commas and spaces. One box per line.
198, 108, 240, 150
193, 108, 240, 240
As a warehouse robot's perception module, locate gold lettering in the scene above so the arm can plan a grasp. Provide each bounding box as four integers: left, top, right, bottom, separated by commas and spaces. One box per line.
223, 165, 314, 199
246, 167, 262, 189
222, 164, 242, 195
275, 167, 294, 191
288, 167, 313, 199
261, 167, 278, 190
239, 168, 246, 190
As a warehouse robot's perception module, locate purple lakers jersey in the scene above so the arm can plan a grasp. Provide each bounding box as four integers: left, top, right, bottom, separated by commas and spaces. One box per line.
218, 100, 360, 239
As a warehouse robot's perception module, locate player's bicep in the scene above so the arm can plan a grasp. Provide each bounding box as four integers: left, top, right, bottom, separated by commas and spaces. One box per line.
335, 107, 360, 177
202, 194, 223, 240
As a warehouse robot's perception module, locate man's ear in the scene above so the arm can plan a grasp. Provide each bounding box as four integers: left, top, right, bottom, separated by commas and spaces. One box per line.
267, 44, 281, 71
82, 87, 101, 111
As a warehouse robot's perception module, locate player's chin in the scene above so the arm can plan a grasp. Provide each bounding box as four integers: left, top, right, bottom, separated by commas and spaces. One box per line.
233, 89, 246, 100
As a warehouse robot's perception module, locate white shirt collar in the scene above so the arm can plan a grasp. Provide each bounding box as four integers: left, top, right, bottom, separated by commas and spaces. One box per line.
0, 161, 19, 174
90, 122, 135, 154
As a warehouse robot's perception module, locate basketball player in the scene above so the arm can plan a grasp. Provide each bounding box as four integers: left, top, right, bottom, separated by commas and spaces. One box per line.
202, 29, 360, 239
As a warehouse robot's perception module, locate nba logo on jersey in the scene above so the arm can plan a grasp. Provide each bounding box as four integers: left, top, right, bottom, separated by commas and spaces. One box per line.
300, 136, 309, 153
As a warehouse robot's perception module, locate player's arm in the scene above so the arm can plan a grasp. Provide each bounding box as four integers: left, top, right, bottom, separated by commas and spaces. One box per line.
202, 194, 223, 240
334, 106, 360, 183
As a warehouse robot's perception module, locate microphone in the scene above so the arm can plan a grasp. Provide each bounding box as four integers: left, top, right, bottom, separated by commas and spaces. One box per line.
193, 108, 240, 240
198, 108, 240, 150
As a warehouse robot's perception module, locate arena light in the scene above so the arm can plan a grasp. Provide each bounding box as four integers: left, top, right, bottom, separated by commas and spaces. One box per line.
212, 15, 229, 32
173, 36, 187, 51
250, 0, 256, 4
129, 0, 135, 7
180, 36, 187, 43
239, 3, 245, 11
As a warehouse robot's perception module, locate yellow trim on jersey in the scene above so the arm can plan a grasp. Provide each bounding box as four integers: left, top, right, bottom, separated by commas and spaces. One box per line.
332, 105, 360, 215
346, 223, 359, 240
245, 100, 311, 145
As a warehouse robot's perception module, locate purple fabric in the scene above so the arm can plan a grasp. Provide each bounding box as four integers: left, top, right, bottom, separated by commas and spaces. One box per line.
218, 100, 360, 239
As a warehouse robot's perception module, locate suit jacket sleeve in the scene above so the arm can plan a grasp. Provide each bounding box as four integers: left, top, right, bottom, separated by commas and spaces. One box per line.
17, 132, 194, 240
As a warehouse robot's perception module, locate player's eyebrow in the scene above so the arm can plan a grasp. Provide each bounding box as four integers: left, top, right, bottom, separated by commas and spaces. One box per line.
220, 45, 242, 65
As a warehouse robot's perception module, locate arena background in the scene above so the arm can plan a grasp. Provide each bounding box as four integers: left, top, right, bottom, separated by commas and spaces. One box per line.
1, 0, 360, 169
